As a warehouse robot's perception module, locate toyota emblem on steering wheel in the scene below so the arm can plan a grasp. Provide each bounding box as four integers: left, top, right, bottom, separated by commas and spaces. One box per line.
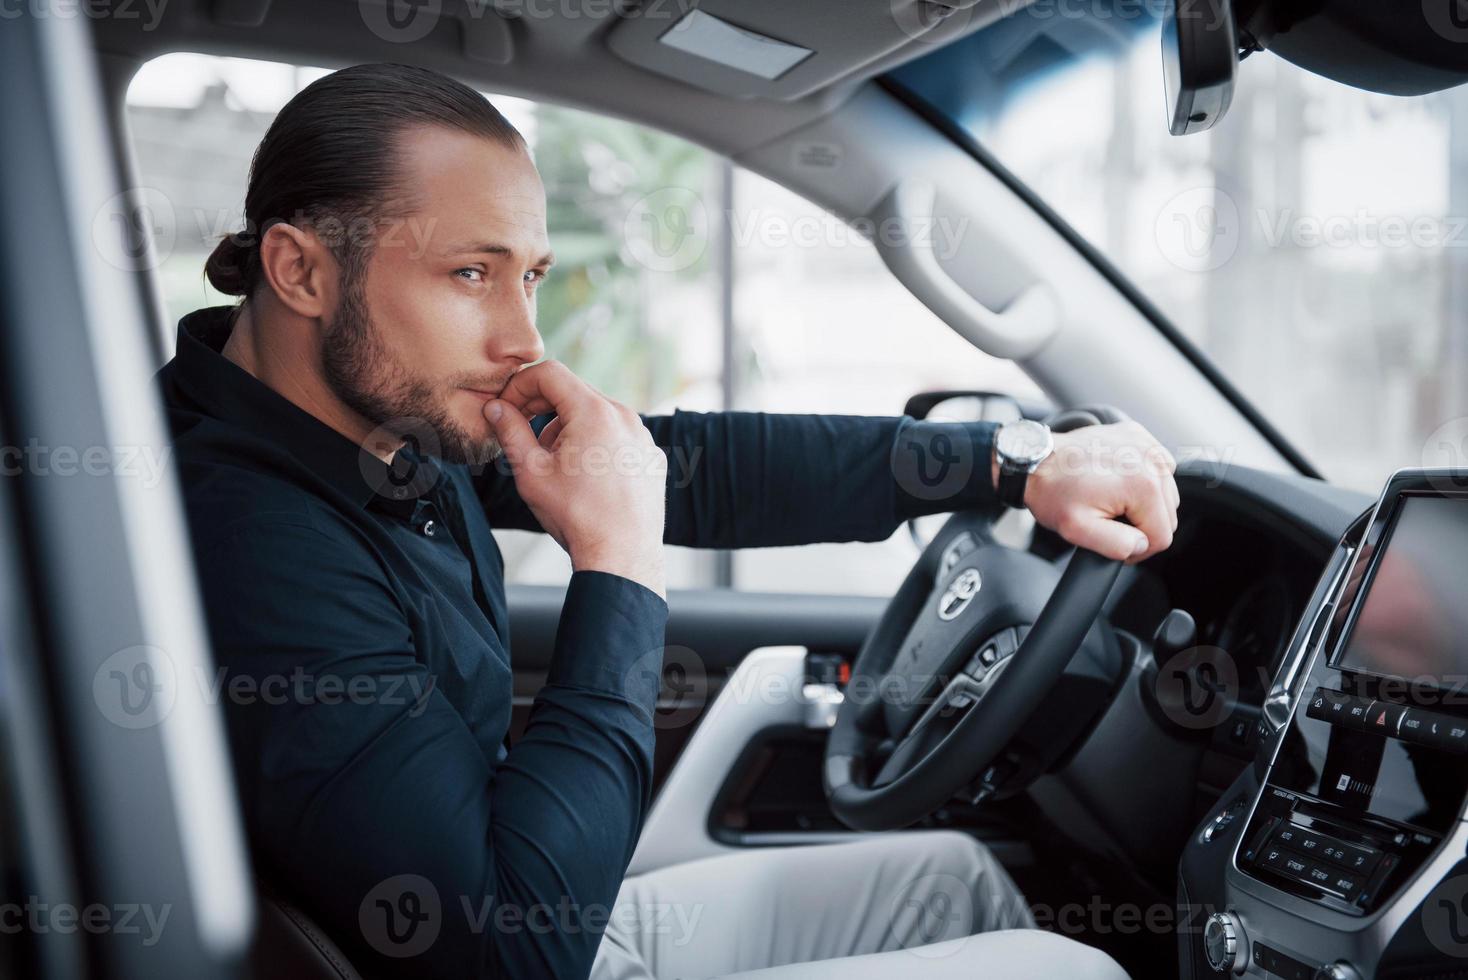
937, 568, 982, 621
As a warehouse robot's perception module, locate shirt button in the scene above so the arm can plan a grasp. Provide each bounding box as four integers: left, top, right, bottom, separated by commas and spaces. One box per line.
421, 519, 437, 538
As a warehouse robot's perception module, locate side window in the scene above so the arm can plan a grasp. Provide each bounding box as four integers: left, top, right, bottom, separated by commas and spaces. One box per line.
724, 171, 1040, 594
126, 54, 1038, 596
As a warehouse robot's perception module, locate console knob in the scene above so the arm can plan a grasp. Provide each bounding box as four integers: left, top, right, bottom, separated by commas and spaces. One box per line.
1315, 963, 1362, 980
1203, 912, 1246, 974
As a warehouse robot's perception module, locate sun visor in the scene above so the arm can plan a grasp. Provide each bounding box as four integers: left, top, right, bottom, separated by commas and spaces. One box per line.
606, 0, 988, 100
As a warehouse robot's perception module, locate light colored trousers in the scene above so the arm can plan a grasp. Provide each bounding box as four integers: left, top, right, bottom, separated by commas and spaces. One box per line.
591, 830, 1129, 979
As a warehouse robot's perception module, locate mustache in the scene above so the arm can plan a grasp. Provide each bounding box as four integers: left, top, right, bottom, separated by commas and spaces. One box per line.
454, 374, 514, 395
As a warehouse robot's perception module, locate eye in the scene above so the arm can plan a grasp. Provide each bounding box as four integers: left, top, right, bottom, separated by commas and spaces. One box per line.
523, 268, 548, 286
454, 268, 484, 283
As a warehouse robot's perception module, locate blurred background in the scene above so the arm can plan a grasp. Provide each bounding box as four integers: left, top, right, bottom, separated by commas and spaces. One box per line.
126, 52, 1037, 597
893, 9, 1468, 496
126, 17, 1468, 593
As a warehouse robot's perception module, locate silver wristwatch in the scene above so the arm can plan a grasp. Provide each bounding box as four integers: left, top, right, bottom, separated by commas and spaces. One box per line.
994, 419, 1053, 509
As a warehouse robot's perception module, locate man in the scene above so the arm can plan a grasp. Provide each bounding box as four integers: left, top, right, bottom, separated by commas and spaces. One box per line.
158, 63, 1177, 979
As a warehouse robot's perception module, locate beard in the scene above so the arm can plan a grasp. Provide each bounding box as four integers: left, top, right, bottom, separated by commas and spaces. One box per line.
321, 270, 503, 467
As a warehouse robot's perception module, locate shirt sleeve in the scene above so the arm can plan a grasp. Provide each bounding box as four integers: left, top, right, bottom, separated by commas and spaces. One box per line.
476, 410, 1001, 548
196, 518, 667, 980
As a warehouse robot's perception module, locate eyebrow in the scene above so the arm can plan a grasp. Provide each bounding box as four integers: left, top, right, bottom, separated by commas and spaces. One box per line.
444, 241, 555, 267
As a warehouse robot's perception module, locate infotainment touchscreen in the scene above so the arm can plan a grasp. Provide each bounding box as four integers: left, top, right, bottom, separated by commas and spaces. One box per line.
1247, 477, 1468, 909
1334, 494, 1468, 683
1263, 480, 1468, 838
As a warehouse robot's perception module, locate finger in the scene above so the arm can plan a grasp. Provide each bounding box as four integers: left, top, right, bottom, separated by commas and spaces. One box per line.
1062, 510, 1150, 562
497, 361, 593, 419
537, 415, 566, 450
1162, 472, 1180, 531
504, 396, 557, 417
1125, 475, 1176, 563
483, 400, 548, 472
1151, 442, 1178, 474
1154, 472, 1178, 536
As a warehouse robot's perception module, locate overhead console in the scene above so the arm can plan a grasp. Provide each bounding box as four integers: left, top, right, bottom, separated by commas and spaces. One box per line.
1180, 470, 1468, 979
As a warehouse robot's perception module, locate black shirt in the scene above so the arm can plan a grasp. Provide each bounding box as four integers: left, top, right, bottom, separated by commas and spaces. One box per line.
157, 305, 1000, 979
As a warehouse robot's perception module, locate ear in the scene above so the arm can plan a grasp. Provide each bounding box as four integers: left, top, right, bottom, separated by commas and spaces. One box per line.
257, 221, 339, 320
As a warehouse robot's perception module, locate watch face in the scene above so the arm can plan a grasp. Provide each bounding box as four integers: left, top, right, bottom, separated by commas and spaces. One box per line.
996, 419, 1053, 466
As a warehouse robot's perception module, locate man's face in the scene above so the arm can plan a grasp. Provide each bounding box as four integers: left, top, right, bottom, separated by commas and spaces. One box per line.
322, 124, 551, 464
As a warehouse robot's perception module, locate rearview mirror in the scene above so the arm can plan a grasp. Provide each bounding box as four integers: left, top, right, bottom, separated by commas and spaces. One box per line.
902, 389, 1050, 424
1162, 0, 1238, 135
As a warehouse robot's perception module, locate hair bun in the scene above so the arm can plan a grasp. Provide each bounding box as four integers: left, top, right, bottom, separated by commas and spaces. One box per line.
204, 235, 250, 296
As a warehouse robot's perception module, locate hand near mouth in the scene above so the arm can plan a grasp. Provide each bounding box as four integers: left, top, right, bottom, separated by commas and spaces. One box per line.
483, 360, 667, 598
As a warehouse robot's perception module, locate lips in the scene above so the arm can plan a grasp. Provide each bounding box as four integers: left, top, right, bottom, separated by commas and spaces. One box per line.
462, 388, 499, 402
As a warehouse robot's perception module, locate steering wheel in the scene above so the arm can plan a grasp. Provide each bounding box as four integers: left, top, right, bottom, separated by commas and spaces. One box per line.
823, 407, 1127, 831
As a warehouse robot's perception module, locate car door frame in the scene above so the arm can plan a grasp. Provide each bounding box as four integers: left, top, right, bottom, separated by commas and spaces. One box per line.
0, 11, 253, 979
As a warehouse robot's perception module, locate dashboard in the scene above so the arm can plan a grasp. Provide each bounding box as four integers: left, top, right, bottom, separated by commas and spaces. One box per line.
1177, 470, 1468, 979
1104, 474, 1348, 802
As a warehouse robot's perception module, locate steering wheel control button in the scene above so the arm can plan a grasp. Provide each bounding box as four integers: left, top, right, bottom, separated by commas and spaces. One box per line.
965, 643, 1000, 678
964, 627, 1022, 679
938, 532, 977, 580
1203, 912, 1246, 974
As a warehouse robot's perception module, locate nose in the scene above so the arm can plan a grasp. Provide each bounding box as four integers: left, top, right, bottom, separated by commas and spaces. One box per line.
492, 285, 545, 367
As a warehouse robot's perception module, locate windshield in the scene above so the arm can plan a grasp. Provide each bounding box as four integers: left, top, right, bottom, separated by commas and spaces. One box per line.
890, 7, 1468, 494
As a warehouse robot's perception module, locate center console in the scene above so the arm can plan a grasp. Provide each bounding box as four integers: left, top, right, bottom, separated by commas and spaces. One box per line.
1180, 470, 1468, 979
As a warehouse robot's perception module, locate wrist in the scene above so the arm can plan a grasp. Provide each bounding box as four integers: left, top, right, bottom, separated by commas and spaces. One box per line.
571, 545, 666, 600
993, 419, 1053, 511
994, 452, 1043, 511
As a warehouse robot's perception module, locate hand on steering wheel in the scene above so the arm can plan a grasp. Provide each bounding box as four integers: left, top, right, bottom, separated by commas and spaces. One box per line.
823, 406, 1168, 831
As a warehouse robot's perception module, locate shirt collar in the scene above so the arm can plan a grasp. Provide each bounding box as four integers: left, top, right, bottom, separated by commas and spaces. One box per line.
165, 305, 442, 512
